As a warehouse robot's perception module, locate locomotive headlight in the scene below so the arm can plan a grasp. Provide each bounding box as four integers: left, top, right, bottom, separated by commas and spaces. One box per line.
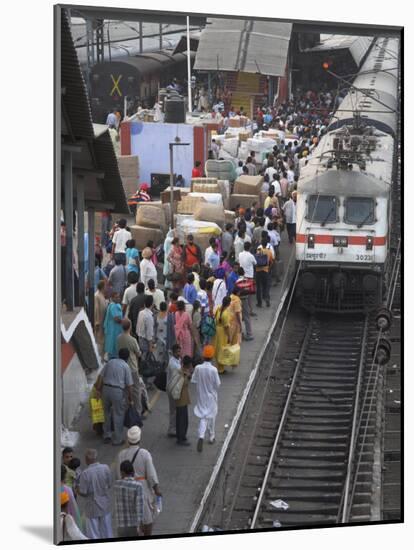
366, 236, 373, 250
333, 236, 348, 247
307, 234, 315, 249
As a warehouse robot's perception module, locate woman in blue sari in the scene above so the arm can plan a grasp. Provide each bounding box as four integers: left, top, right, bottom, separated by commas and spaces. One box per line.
103, 292, 123, 358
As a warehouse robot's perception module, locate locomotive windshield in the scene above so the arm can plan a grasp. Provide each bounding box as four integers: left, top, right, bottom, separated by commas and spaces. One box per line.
307, 195, 337, 224
345, 197, 375, 226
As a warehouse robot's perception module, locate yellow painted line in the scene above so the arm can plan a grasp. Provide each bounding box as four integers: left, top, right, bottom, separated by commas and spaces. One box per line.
143, 389, 161, 417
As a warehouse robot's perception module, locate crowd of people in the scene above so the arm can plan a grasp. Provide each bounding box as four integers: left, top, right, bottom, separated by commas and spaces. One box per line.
60, 87, 331, 541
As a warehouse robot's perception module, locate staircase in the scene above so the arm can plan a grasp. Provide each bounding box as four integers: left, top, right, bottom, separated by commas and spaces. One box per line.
225, 71, 267, 117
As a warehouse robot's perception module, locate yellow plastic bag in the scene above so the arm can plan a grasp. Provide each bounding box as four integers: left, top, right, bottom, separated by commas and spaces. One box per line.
219, 344, 241, 366
90, 396, 105, 424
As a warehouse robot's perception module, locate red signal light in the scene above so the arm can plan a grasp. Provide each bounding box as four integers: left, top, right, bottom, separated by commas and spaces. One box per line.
322, 62, 330, 70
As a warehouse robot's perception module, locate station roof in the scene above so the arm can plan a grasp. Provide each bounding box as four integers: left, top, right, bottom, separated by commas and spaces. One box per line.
194, 18, 292, 76
303, 35, 374, 66
61, 8, 129, 214
61, 9, 94, 140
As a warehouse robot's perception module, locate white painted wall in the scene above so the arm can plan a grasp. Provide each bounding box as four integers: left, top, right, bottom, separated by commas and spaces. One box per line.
62, 353, 89, 428
130, 121, 194, 186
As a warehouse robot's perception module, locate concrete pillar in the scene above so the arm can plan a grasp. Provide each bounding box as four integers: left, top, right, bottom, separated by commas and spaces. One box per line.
77, 176, 85, 308
88, 208, 95, 324
64, 150, 74, 311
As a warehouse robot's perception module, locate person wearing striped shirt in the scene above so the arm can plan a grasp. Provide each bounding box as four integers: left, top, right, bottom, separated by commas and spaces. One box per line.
114, 460, 144, 537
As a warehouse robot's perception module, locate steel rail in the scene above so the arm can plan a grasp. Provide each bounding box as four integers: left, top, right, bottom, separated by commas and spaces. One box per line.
339, 315, 370, 523
249, 319, 315, 529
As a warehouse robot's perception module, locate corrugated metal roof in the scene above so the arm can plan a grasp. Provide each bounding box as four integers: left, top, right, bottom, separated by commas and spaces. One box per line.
61, 9, 95, 140
92, 124, 130, 214
304, 35, 374, 66
61, 8, 130, 214
194, 18, 291, 76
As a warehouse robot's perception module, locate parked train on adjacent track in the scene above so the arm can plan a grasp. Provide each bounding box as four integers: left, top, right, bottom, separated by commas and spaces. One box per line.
89, 49, 194, 122
296, 37, 399, 312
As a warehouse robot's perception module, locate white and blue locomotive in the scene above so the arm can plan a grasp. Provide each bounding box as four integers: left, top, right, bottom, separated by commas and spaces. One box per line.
296, 37, 399, 312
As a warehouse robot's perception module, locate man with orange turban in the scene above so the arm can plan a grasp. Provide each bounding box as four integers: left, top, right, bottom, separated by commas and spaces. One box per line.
60, 489, 88, 541
191, 345, 221, 452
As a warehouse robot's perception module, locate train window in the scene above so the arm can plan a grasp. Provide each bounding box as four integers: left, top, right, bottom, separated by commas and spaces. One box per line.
307, 195, 337, 224
345, 197, 375, 226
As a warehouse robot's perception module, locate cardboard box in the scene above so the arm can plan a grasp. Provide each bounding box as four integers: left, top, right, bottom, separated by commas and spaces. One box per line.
161, 188, 181, 204
118, 155, 139, 178
234, 175, 264, 195
130, 225, 164, 249
230, 194, 260, 210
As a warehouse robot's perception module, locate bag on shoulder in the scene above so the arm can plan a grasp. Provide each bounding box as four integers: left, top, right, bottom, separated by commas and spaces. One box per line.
201, 315, 216, 338
154, 370, 167, 392
235, 277, 256, 296
140, 352, 164, 378
166, 370, 184, 400
124, 405, 143, 429
254, 252, 269, 267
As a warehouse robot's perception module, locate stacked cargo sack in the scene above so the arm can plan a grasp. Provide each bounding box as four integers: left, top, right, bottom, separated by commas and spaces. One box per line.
117, 155, 140, 198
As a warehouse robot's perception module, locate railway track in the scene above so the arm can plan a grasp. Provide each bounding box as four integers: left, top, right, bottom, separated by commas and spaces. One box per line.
199, 309, 384, 531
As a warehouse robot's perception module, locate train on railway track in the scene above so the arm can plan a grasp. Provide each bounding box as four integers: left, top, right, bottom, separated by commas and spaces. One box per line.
296, 36, 400, 312
89, 49, 195, 122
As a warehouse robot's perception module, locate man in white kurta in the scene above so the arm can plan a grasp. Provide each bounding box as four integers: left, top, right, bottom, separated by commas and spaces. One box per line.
192, 346, 221, 452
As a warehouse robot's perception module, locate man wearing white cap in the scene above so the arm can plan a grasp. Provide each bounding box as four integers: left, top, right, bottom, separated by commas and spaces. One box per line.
117, 426, 162, 536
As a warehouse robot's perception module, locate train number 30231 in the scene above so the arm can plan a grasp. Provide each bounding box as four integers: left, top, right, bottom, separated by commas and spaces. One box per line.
356, 254, 373, 261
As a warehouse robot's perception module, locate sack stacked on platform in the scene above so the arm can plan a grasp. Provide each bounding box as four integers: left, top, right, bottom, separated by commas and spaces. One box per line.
118, 155, 140, 198
230, 194, 260, 210
130, 225, 164, 249
136, 204, 167, 232
233, 175, 263, 196
194, 203, 225, 227
177, 195, 207, 214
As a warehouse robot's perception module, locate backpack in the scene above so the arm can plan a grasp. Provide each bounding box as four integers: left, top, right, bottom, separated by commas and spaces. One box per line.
254, 251, 269, 267
201, 315, 216, 338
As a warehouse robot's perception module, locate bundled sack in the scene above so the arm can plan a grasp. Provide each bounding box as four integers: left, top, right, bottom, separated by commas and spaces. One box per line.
177, 195, 207, 214
194, 203, 225, 226
230, 194, 260, 210
130, 225, 164, 249
136, 204, 167, 230
222, 138, 239, 158
206, 159, 237, 182
189, 192, 223, 207
179, 219, 222, 248
162, 203, 172, 226
117, 155, 139, 178
192, 183, 220, 194
191, 177, 218, 186
234, 175, 264, 195
121, 176, 139, 198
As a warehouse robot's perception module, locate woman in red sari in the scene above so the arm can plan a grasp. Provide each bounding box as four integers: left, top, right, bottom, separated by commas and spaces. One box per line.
167, 237, 184, 289
174, 300, 193, 358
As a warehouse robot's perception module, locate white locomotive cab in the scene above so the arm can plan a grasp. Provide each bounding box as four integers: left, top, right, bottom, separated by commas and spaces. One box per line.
296, 194, 388, 265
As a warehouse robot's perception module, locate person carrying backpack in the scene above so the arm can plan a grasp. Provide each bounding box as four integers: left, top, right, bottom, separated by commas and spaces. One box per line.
255, 236, 274, 308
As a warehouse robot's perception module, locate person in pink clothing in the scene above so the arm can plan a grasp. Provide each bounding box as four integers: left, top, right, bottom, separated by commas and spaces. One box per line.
174, 300, 193, 358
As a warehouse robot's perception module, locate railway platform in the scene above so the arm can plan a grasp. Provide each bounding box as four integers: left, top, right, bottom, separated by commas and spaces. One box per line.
70, 232, 296, 536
